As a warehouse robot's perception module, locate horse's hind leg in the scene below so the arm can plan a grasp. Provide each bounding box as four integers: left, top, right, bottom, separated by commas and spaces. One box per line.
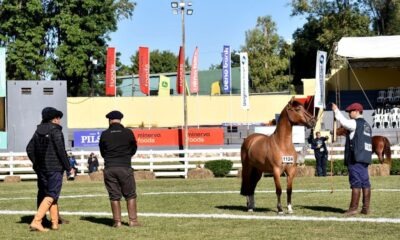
240, 164, 262, 211
273, 168, 284, 214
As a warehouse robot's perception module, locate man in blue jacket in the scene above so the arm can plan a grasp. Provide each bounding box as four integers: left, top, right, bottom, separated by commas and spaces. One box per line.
27, 107, 74, 232
332, 102, 372, 215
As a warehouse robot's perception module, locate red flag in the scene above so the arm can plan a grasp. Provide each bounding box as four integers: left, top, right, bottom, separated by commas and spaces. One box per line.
190, 47, 199, 94
105, 47, 116, 96
139, 47, 150, 95
176, 46, 184, 94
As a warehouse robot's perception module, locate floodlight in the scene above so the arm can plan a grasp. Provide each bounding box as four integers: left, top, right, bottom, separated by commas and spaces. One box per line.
172, 9, 178, 15
171, 2, 178, 8
186, 9, 193, 15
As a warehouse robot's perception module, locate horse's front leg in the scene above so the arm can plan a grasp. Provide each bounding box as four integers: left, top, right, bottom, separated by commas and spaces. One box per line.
273, 168, 283, 214
286, 166, 296, 214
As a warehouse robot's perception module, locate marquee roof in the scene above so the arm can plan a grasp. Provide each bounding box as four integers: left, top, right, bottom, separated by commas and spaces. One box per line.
336, 36, 400, 59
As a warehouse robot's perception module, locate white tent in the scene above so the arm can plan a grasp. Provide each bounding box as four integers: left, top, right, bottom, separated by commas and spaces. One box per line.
336, 35, 400, 59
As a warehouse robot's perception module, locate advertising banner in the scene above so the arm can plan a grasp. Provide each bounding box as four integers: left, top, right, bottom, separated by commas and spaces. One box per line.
190, 47, 199, 94
139, 46, 150, 95
133, 128, 224, 146
222, 45, 231, 94
105, 47, 116, 96
176, 46, 185, 94
240, 52, 250, 109
314, 50, 327, 109
73, 130, 102, 147
158, 75, 170, 96
0, 48, 6, 97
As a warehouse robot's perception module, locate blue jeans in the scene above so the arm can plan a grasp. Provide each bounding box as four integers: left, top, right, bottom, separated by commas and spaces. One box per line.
348, 162, 370, 188
37, 171, 63, 203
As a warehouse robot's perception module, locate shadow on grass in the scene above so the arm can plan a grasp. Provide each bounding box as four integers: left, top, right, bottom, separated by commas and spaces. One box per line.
80, 216, 114, 226
18, 215, 33, 224
297, 205, 346, 213
215, 205, 272, 213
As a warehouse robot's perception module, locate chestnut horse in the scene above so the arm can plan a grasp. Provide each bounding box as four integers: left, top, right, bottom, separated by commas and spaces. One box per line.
336, 127, 391, 164
240, 98, 316, 214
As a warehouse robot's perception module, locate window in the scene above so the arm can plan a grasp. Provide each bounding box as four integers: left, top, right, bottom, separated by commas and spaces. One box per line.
43, 88, 54, 95
21, 88, 32, 95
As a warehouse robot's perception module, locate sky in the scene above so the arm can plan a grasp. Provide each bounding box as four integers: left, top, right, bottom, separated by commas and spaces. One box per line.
108, 0, 306, 71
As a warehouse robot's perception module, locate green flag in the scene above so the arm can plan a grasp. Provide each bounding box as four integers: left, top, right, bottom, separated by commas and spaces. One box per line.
158, 75, 170, 96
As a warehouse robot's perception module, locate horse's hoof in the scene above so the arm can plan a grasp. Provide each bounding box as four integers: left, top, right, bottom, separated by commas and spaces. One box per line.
277, 211, 284, 215
287, 210, 294, 214
247, 209, 254, 212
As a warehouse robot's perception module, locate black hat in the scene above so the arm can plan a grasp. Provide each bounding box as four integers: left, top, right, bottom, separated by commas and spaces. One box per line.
42, 107, 63, 122
106, 110, 124, 120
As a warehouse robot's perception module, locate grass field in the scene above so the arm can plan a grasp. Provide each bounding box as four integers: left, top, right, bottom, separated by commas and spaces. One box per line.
0, 176, 399, 239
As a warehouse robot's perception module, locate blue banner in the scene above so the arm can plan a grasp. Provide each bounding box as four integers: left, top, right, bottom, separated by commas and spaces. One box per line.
222, 45, 231, 94
73, 130, 102, 147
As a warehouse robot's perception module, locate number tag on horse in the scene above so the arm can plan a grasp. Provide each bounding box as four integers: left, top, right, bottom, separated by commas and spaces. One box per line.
282, 156, 294, 164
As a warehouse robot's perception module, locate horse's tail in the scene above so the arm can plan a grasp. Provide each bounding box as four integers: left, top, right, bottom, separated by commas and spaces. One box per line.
240, 143, 261, 196
383, 137, 392, 164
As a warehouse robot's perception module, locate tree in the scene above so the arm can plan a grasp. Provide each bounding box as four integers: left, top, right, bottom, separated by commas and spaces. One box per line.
241, 16, 294, 93
290, 0, 372, 85
0, 1, 48, 80
364, 0, 400, 35
0, 0, 136, 96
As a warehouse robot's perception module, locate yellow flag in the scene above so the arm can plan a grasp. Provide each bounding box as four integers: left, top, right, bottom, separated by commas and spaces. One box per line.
158, 75, 170, 96
211, 81, 221, 95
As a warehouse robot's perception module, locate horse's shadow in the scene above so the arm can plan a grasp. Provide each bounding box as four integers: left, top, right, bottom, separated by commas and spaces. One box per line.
297, 205, 346, 213
215, 205, 272, 213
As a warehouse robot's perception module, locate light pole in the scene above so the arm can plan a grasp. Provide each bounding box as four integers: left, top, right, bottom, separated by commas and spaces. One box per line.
171, 1, 193, 153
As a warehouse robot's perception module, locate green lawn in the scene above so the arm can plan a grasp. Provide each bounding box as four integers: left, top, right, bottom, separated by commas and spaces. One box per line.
0, 176, 399, 239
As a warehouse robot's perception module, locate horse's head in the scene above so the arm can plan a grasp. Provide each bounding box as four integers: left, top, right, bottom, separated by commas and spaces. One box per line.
336, 127, 348, 136
286, 97, 316, 128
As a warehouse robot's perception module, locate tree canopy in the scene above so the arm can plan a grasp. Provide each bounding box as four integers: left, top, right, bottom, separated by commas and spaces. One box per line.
241, 16, 294, 93
0, 0, 135, 96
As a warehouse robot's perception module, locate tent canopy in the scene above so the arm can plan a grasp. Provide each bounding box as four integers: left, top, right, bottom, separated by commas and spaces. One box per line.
336, 36, 400, 59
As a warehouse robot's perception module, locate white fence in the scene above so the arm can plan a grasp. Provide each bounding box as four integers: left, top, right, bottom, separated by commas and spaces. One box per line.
1, 146, 400, 180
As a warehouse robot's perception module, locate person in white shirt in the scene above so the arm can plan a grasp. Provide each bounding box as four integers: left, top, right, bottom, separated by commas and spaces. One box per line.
331, 102, 372, 215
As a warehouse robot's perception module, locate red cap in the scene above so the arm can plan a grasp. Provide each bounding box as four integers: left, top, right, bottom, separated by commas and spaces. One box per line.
345, 103, 363, 112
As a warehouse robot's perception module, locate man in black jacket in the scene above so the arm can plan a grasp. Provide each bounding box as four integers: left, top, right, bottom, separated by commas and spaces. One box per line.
308, 131, 329, 176
99, 110, 140, 227
26, 107, 74, 232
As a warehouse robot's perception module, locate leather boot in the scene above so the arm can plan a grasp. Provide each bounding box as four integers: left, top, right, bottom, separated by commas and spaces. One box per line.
30, 196, 54, 232
49, 204, 59, 230
110, 201, 122, 228
360, 188, 371, 214
345, 188, 361, 216
127, 198, 141, 227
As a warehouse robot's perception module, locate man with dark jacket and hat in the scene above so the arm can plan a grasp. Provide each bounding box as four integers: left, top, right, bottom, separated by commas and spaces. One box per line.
99, 110, 141, 228
26, 107, 74, 232
332, 102, 372, 216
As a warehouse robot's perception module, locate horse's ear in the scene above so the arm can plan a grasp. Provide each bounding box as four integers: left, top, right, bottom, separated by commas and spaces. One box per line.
288, 96, 295, 107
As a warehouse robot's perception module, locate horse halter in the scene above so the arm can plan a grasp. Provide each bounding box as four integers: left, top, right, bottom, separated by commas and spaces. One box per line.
285, 102, 315, 126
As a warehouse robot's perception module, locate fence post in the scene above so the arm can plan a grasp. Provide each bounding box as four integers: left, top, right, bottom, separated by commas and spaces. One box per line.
184, 149, 188, 179
149, 149, 154, 172
9, 152, 14, 176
